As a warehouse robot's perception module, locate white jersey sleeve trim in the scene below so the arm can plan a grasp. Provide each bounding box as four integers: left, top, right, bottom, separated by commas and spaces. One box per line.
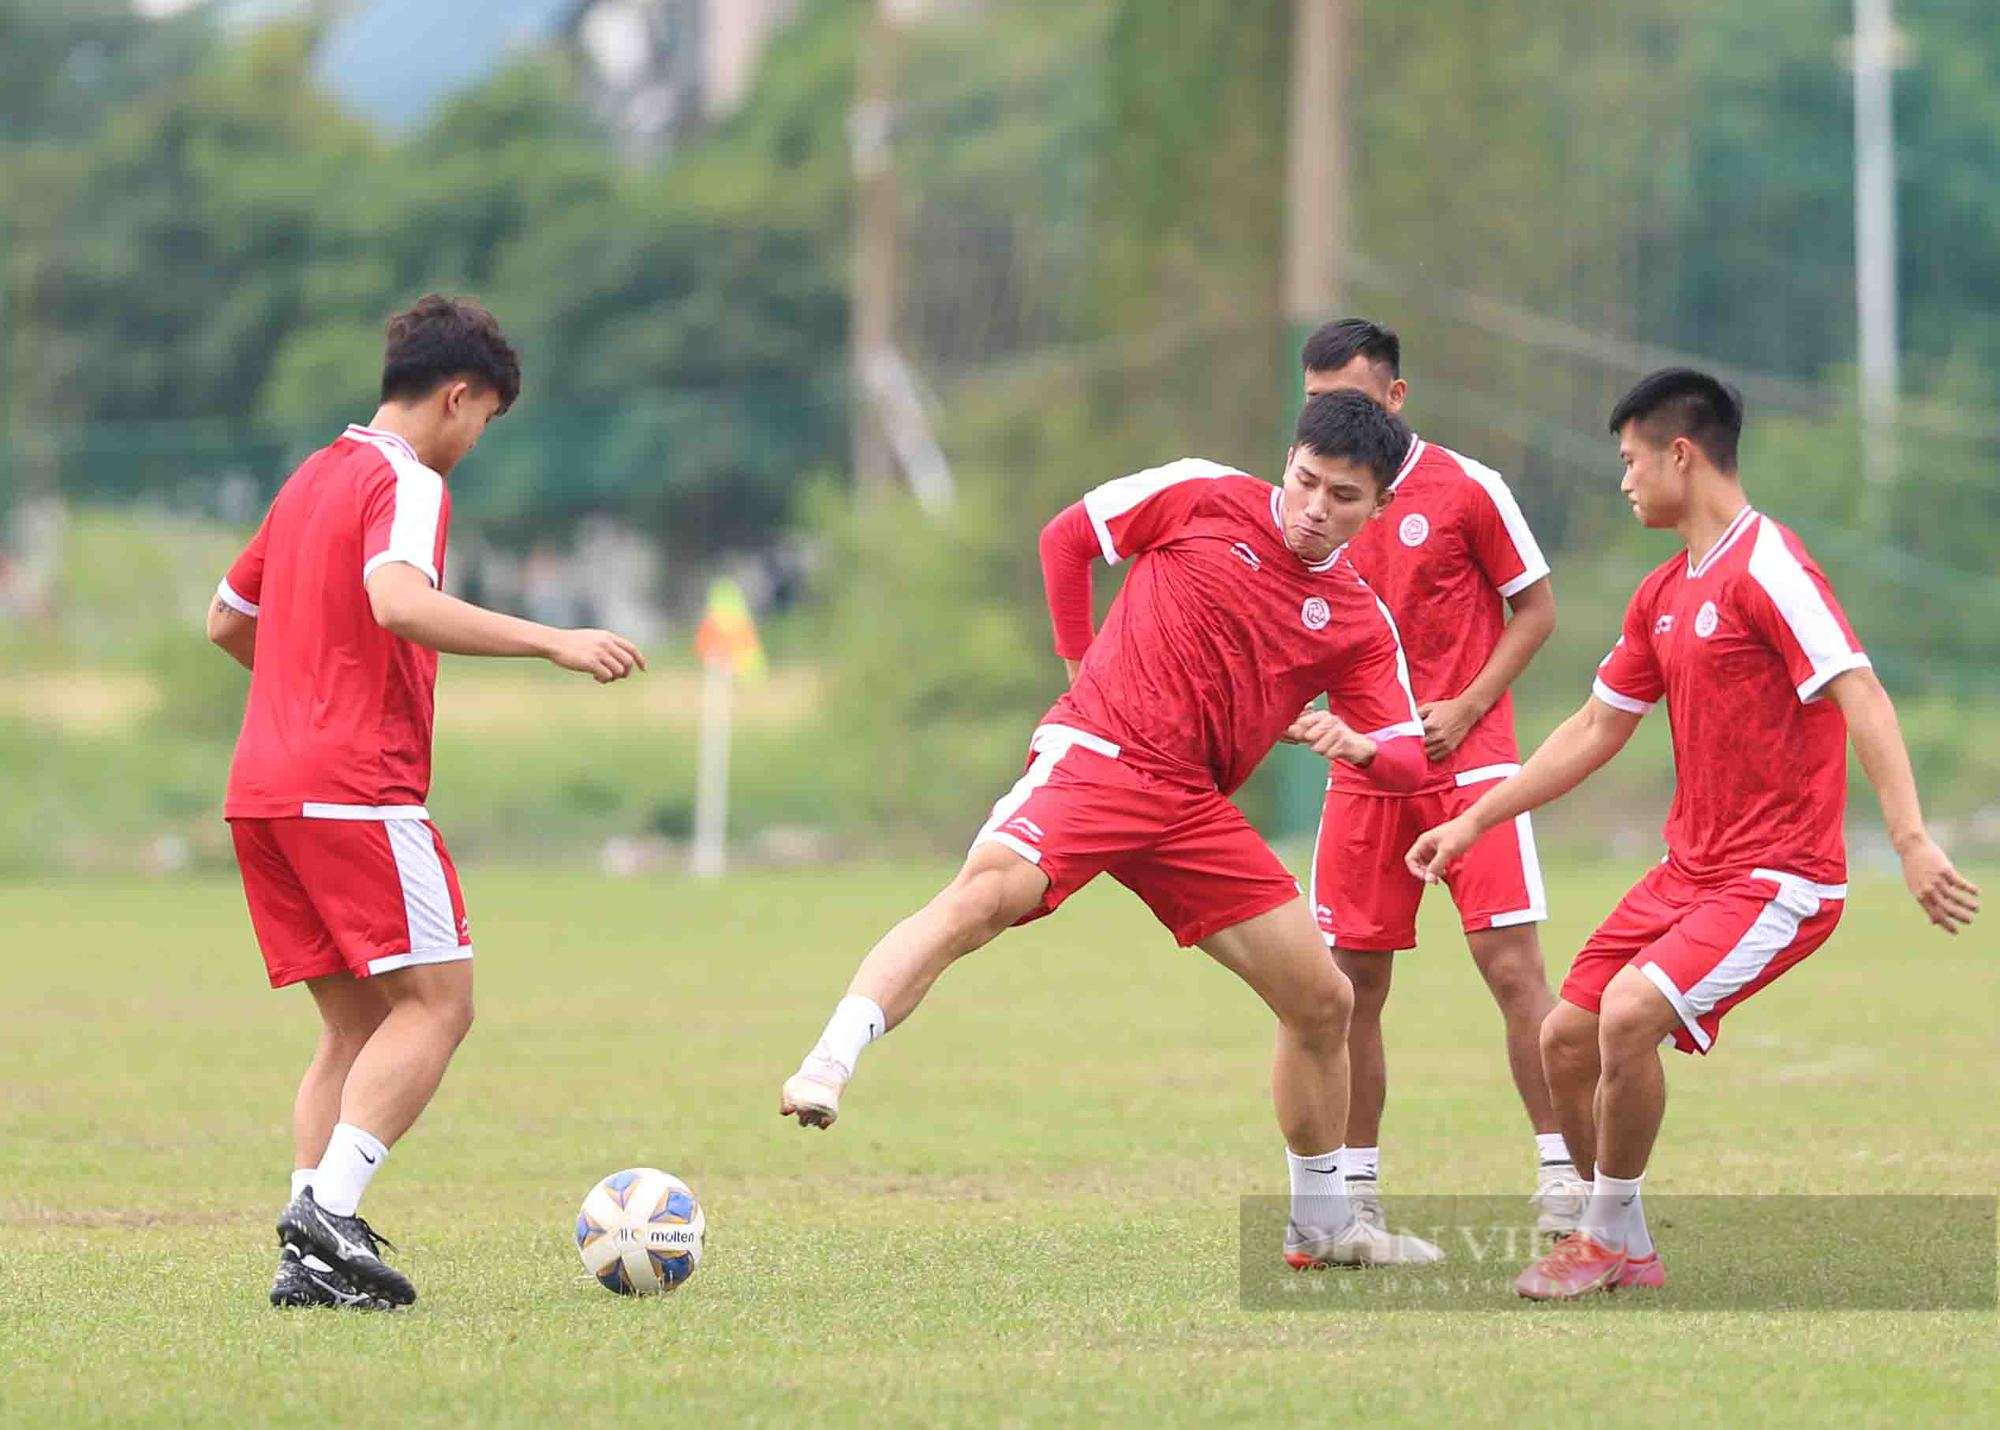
1591, 677, 1654, 716
362, 445, 445, 588
1365, 720, 1426, 742
215, 579, 259, 618
1451, 450, 1551, 597
1081, 457, 1234, 565
1454, 762, 1522, 786
1745, 518, 1866, 704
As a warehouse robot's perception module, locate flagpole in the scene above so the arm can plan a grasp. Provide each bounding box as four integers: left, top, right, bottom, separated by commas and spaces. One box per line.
690, 661, 733, 879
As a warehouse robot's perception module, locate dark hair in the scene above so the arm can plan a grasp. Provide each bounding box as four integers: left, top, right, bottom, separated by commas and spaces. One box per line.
1608, 368, 1742, 471
1301, 317, 1401, 378
1294, 391, 1410, 487
380, 294, 522, 413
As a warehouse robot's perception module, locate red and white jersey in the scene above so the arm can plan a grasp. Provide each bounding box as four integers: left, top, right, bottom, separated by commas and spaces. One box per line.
1334, 436, 1549, 794
218, 424, 452, 818
1045, 458, 1423, 796
1592, 508, 1869, 885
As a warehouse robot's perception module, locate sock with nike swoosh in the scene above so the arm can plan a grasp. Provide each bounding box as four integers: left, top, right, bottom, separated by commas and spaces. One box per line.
1286, 1146, 1355, 1239
312, 1122, 388, 1217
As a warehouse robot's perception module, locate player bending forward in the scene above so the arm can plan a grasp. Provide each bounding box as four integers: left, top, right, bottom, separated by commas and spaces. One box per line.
208, 296, 645, 1310
782, 392, 1446, 1268
1301, 319, 1579, 1235
1408, 369, 1979, 1300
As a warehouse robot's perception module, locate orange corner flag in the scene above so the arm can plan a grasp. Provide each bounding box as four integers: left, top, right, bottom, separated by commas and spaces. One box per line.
694, 578, 766, 681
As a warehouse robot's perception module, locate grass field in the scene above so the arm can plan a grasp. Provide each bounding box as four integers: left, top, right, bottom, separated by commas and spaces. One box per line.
2, 861, 1996, 1428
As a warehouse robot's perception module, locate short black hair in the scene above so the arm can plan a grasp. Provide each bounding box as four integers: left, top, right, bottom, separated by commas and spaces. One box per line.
1294, 391, 1410, 487
380, 294, 522, 413
1608, 368, 1742, 472
1301, 317, 1401, 378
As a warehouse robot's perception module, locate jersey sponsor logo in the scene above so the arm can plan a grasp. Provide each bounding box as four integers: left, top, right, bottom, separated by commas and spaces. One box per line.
1398, 513, 1430, 547
1314, 902, 1335, 929
1001, 815, 1045, 844
1300, 596, 1332, 631
1654, 614, 1675, 635
1694, 600, 1720, 639
1230, 541, 1262, 571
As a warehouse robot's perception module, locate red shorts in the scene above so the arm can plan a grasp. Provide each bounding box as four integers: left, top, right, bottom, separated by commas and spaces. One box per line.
1562, 862, 1845, 1055
230, 814, 473, 989
1311, 773, 1545, 952
970, 724, 1301, 947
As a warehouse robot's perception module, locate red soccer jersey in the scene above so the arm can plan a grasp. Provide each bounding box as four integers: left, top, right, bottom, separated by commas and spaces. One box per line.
1592, 508, 1869, 886
1332, 436, 1550, 794
1043, 458, 1424, 797
218, 424, 451, 818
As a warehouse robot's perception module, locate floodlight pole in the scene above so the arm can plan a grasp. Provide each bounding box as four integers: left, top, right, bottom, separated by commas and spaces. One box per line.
848, 0, 901, 497
1852, 0, 1901, 519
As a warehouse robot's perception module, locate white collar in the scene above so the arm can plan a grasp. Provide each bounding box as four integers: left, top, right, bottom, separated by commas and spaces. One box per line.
1687, 506, 1758, 578
343, 423, 421, 465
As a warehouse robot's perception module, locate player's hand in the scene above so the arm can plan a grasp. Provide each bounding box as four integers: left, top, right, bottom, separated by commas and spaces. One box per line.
546, 628, 646, 683
1292, 710, 1371, 766
1899, 836, 1980, 934
1417, 696, 1485, 761
1280, 702, 1320, 745
1406, 816, 1476, 884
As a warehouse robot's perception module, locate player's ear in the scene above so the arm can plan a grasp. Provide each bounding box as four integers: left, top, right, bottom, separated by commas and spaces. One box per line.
1386, 377, 1408, 412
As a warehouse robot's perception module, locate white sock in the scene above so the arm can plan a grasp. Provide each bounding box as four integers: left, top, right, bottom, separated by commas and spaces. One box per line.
803, 995, 887, 1082
1535, 1132, 1572, 1167
1340, 1145, 1380, 1183
1287, 1147, 1355, 1237
1625, 1193, 1655, 1257
290, 1168, 314, 1202
1579, 1171, 1643, 1252
312, 1123, 388, 1217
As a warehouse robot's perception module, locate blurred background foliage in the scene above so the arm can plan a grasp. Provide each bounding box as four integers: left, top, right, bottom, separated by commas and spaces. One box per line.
1, 0, 1996, 873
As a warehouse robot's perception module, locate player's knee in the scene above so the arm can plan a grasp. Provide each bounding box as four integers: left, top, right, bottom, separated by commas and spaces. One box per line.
936, 868, 1027, 947
1291, 968, 1353, 1047
1595, 983, 1659, 1063
1540, 1004, 1594, 1076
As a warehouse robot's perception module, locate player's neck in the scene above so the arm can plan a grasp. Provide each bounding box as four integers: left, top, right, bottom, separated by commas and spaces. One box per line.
1676, 478, 1751, 568
362, 405, 445, 471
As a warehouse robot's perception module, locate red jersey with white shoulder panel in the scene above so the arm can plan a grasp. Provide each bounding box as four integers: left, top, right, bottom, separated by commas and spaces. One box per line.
218, 424, 451, 817
1333, 436, 1550, 794
1592, 508, 1868, 885
1043, 458, 1423, 797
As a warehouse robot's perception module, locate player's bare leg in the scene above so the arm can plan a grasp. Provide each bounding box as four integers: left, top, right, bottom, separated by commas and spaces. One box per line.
1519, 972, 1674, 1298
1539, 999, 1602, 1185
1329, 947, 1391, 1227
781, 842, 1049, 1129
1204, 901, 1441, 1267
334, 960, 477, 1146
294, 976, 391, 1175
277, 960, 473, 1307
1466, 925, 1581, 1234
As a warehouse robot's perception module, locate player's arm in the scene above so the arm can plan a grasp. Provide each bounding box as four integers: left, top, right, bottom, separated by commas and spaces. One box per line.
1825, 667, 1979, 933
1039, 459, 1225, 684
206, 595, 257, 671
1407, 693, 1641, 882
1420, 577, 1555, 759
364, 563, 645, 683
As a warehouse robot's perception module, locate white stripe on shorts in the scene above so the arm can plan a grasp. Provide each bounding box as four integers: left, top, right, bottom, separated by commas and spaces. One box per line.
385, 819, 461, 959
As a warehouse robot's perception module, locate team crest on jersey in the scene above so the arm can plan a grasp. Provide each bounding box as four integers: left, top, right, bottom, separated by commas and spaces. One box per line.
1300, 596, 1332, 631
1694, 600, 1720, 639
1230, 541, 1262, 571
1398, 513, 1430, 547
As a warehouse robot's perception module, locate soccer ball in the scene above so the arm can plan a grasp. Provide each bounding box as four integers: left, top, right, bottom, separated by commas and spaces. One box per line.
575, 1168, 706, 1295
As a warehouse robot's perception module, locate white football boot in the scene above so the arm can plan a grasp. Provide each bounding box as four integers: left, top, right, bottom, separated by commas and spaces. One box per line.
1284, 1217, 1444, 1268
779, 1060, 846, 1129
1530, 1162, 1589, 1240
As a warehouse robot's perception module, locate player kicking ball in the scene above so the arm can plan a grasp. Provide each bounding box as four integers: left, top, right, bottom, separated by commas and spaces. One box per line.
782, 392, 1446, 1268
1407, 369, 1979, 1300
207, 296, 645, 1309
1300, 319, 1581, 1237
